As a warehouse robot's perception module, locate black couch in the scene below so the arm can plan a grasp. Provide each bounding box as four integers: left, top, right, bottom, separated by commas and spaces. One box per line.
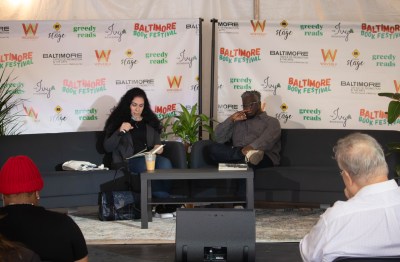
1, 129, 398, 208
0, 131, 187, 208
190, 129, 400, 207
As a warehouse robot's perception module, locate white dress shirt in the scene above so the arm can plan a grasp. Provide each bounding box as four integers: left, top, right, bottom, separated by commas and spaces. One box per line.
300, 179, 400, 262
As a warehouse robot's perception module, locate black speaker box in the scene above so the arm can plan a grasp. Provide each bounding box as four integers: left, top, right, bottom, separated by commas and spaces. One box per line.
175, 208, 255, 262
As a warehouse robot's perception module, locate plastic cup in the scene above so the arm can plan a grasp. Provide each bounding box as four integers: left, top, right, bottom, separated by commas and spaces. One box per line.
145, 153, 156, 171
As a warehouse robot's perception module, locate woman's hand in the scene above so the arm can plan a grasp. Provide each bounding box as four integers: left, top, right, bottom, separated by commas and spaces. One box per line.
153, 144, 164, 154
119, 122, 133, 133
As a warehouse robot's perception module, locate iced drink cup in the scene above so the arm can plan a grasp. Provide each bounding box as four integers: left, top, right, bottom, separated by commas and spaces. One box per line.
145, 153, 156, 171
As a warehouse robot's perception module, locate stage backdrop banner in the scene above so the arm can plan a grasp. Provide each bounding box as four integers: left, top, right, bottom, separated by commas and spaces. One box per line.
216, 20, 400, 131
1, 19, 200, 134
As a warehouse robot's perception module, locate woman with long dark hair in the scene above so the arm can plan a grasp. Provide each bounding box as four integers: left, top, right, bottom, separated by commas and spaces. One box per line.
103, 87, 172, 199
0, 233, 40, 262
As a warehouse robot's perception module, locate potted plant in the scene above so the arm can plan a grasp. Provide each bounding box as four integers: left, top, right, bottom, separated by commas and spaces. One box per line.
160, 115, 174, 141
0, 69, 23, 136
163, 103, 216, 167
378, 92, 400, 178
169, 103, 214, 148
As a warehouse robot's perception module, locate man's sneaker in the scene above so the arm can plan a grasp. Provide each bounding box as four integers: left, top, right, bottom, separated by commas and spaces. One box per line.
245, 150, 264, 165
154, 212, 174, 219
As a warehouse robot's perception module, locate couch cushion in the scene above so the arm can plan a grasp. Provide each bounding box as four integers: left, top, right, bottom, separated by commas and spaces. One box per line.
0, 131, 105, 171
254, 166, 347, 204
40, 170, 115, 196
254, 189, 346, 204
35, 170, 116, 208
280, 129, 400, 168
254, 166, 343, 192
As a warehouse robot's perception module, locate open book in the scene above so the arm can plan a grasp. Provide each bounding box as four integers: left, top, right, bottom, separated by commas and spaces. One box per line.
218, 163, 248, 171
126, 144, 165, 160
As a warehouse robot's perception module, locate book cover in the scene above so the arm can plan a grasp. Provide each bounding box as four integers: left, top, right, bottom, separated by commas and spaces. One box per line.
218, 163, 248, 170
126, 144, 165, 160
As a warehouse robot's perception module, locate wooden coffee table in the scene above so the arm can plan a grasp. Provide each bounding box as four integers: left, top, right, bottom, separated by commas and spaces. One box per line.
140, 168, 254, 229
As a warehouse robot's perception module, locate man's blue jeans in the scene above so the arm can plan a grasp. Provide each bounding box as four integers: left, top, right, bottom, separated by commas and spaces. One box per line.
207, 142, 273, 168
128, 155, 172, 198
208, 143, 246, 164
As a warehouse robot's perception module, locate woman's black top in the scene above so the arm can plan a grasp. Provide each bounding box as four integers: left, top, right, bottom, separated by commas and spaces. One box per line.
130, 120, 147, 154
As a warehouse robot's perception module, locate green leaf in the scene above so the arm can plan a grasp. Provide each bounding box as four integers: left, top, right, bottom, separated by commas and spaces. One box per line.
378, 92, 400, 100
169, 103, 215, 146
387, 142, 400, 151
0, 69, 23, 136
378, 92, 400, 177
387, 100, 400, 124
384, 143, 400, 178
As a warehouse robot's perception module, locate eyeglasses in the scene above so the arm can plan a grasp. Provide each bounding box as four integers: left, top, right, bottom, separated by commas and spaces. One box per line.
241, 101, 259, 109
339, 170, 344, 176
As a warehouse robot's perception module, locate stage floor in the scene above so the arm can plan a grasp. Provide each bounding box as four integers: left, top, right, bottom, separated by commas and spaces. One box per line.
88, 242, 302, 262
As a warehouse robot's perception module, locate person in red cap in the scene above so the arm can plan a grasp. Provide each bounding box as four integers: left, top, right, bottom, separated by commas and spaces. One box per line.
0, 155, 89, 262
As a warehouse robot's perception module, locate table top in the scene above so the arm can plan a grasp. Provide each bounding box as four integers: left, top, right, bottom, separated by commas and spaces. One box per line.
140, 168, 253, 180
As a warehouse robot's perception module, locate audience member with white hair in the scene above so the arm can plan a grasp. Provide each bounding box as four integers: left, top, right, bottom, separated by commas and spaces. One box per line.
300, 133, 400, 261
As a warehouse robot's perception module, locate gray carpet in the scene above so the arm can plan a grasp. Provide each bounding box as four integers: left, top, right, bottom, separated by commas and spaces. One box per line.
67, 206, 323, 244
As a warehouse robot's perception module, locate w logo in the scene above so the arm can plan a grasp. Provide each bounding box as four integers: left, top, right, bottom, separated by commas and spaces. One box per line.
321, 49, 338, 62
250, 20, 266, 33
22, 23, 38, 36
23, 105, 39, 120
394, 80, 400, 93
167, 76, 182, 89
95, 50, 111, 62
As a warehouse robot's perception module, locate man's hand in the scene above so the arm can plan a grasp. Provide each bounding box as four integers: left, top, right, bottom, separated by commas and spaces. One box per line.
230, 110, 249, 122
241, 145, 254, 155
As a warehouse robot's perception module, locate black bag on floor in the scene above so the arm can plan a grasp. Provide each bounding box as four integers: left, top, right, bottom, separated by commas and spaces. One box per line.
98, 168, 141, 221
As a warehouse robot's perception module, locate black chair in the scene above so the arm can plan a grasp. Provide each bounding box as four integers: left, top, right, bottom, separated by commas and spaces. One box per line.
189, 139, 216, 168
161, 141, 189, 196
333, 256, 400, 262
162, 141, 188, 169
